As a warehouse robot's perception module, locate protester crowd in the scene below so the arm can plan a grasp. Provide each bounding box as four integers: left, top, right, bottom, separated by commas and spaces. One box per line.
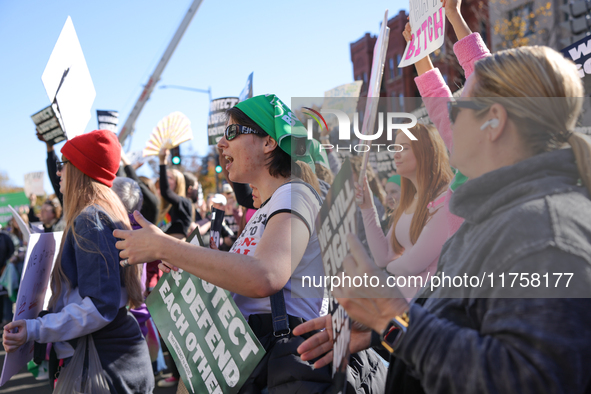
2, 0, 591, 393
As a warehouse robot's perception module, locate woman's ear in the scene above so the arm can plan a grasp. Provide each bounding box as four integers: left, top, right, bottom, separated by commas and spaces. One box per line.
263, 135, 278, 153
486, 104, 508, 143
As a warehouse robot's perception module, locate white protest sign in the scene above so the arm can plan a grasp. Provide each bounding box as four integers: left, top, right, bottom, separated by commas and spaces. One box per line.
24, 172, 44, 197
8, 205, 30, 245
398, 0, 445, 68
0, 231, 61, 386
322, 81, 363, 135
358, 10, 390, 184
42, 16, 96, 140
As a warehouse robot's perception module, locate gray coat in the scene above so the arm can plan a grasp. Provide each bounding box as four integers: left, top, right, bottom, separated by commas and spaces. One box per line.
394, 149, 591, 393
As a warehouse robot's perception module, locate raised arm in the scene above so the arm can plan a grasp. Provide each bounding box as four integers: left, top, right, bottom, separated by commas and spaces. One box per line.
159, 148, 182, 206
355, 177, 396, 267
409, 0, 489, 151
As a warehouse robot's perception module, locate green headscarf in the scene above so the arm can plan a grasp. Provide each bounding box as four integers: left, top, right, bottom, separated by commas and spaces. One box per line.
387, 174, 401, 186
235, 94, 311, 162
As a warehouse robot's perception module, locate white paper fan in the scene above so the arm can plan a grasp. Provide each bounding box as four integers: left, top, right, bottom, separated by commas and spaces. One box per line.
143, 111, 193, 157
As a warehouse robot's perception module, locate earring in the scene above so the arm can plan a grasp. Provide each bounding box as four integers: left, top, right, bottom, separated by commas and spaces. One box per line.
480, 118, 499, 130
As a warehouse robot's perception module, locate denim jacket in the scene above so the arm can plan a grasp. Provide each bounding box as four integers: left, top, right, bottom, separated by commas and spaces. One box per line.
394, 149, 591, 393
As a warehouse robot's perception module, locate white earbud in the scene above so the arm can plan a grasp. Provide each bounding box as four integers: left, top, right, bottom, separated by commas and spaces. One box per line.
480, 118, 499, 130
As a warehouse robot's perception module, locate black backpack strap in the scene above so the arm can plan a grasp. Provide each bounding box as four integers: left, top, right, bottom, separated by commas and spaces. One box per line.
270, 289, 291, 337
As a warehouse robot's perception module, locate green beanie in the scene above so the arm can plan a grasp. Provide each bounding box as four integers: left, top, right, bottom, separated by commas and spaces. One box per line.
387, 174, 401, 186
235, 94, 310, 161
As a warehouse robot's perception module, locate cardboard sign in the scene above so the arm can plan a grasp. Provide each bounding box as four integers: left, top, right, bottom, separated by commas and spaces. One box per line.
24, 172, 44, 197
358, 11, 390, 183
315, 159, 356, 393
146, 230, 265, 393
42, 16, 95, 139
31, 105, 67, 146
370, 151, 396, 180
208, 97, 239, 145
0, 231, 62, 386
398, 0, 445, 68
238, 73, 253, 103
97, 110, 119, 133
0, 193, 29, 227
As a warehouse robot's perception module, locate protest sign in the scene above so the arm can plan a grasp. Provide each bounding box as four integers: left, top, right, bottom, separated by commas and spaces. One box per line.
560, 36, 591, 127
208, 97, 239, 145
0, 231, 62, 386
31, 105, 66, 146
358, 10, 390, 184
24, 172, 44, 197
398, 0, 445, 68
316, 159, 356, 393
322, 81, 363, 136
8, 206, 31, 246
238, 73, 253, 102
0, 192, 29, 228
97, 110, 119, 133
371, 151, 396, 180
210, 207, 225, 248
42, 16, 95, 140
146, 228, 264, 393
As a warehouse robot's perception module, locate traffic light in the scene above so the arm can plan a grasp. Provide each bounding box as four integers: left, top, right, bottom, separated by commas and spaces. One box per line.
171, 146, 181, 165
214, 151, 222, 173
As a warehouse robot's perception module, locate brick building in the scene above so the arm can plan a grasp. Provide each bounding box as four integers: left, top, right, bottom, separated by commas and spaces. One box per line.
350, 1, 490, 112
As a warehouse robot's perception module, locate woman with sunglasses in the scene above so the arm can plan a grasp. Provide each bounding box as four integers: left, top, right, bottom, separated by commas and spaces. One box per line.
298, 3, 591, 394
3, 130, 154, 393
113, 95, 343, 392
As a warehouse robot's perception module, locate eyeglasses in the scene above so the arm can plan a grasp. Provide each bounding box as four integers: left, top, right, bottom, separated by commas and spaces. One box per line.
447, 100, 489, 124
56, 159, 69, 172
224, 124, 262, 141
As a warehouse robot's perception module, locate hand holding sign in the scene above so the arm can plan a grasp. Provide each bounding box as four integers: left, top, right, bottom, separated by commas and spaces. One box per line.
333, 234, 409, 334
2, 321, 27, 353
294, 315, 373, 369
398, 0, 446, 68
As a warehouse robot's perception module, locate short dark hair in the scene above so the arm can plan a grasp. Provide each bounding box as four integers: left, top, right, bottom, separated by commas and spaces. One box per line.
226, 107, 292, 178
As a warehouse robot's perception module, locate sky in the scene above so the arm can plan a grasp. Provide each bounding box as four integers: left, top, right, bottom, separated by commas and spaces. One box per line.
0, 0, 407, 195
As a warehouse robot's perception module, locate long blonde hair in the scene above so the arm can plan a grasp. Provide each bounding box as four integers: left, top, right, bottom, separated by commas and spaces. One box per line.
390, 125, 453, 255
49, 164, 143, 309
158, 168, 187, 224
471, 45, 591, 193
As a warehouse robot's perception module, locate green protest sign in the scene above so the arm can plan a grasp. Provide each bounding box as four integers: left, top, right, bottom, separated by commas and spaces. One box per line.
0, 192, 29, 227
146, 229, 265, 394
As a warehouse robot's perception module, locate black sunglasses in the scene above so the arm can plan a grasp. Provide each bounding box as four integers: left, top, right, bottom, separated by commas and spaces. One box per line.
225, 124, 262, 141
447, 100, 489, 124
56, 158, 69, 172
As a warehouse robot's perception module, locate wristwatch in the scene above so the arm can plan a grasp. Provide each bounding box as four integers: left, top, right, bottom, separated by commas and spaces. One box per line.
380, 311, 410, 353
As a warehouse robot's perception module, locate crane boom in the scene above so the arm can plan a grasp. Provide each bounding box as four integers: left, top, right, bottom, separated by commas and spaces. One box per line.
118, 0, 203, 144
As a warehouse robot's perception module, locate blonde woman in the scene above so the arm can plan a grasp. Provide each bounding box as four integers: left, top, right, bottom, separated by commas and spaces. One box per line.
299, 32, 591, 394
3, 130, 154, 393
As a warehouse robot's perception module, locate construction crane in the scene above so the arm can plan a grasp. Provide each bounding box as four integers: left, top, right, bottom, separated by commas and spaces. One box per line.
118, 0, 203, 144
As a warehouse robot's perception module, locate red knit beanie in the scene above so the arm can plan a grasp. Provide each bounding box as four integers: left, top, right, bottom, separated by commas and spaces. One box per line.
61, 130, 120, 187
